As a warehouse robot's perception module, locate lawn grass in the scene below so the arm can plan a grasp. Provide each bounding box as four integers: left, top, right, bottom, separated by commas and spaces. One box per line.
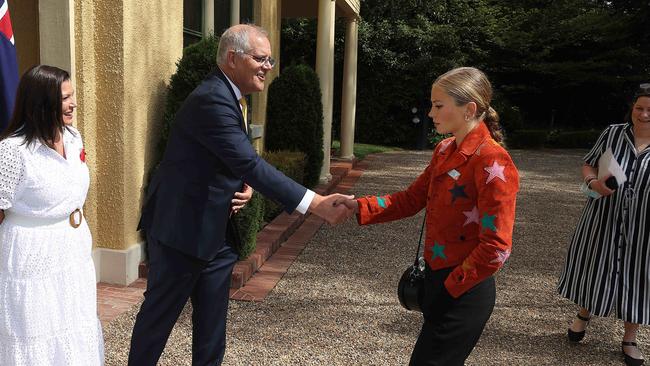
332, 140, 402, 160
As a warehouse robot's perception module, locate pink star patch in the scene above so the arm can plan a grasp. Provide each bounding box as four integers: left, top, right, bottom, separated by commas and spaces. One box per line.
462, 206, 480, 226
490, 249, 511, 264
484, 160, 506, 184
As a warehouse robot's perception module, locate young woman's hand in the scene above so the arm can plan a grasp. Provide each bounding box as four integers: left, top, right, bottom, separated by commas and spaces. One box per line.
333, 197, 359, 214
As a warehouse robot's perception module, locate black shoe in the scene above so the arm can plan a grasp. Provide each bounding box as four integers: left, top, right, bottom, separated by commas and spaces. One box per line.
622, 341, 645, 366
567, 313, 591, 342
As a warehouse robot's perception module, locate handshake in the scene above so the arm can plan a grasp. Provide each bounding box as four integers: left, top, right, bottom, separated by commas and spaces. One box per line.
230, 187, 360, 226
308, 193, 359, 225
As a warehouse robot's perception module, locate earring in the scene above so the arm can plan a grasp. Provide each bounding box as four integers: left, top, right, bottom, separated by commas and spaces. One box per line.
464, 115, 470, 121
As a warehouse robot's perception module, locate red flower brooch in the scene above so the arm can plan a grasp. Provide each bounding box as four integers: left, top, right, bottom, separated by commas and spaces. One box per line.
80, 148, 86, 163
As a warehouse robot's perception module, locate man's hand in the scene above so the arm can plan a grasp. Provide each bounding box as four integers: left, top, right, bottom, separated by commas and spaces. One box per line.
231, 184, 253, 214
309, 193, 356, 225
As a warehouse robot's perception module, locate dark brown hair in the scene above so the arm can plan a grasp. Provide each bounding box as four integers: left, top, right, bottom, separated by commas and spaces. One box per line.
433, 67, 504, 146
0, 65, 73, 145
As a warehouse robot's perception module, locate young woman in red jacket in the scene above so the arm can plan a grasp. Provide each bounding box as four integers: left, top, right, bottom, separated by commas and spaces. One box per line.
338, 67, 520, 365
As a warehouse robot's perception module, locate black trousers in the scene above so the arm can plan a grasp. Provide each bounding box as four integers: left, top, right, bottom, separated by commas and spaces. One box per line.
128, 235, 239, 366
409, 266, 496, 366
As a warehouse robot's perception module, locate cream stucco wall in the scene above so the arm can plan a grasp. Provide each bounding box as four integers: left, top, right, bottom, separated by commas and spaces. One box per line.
74, 0, 99, 247
121, 0, 183, 250
73, 0, 183, 255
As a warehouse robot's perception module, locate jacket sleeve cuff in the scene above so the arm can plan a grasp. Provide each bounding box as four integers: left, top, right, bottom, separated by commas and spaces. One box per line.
443, 266, 479, 298
356, 197, 373, 225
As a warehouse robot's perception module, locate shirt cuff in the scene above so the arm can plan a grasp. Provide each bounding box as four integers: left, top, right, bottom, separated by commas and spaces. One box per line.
295, 189, 315, 214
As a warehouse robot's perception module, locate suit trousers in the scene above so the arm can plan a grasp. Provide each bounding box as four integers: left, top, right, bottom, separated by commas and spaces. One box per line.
128, 234, 239, 366
409, 266, 496, 366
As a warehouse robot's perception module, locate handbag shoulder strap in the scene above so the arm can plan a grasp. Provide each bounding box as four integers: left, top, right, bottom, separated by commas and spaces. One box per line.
413, 213, 426, 266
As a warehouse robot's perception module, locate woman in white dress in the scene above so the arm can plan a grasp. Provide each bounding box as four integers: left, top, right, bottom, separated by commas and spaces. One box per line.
0, 65, 104, 365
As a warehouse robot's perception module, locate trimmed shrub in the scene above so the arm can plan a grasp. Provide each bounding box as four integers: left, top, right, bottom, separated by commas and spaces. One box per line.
265, 64, 324, 188
233, 191, 264, 259
261, 150, 306, 222
159, 35, 219, 161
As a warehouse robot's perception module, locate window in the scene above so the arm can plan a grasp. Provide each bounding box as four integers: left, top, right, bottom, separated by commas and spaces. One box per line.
183, 0, 203, 47
183, 0, 254, 47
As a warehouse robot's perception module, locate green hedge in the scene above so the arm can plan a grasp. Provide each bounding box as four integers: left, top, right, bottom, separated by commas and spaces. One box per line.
233, 191, 264, 259
508, 129, 603, 149
547, 130, 602, 148
265, 64, 323, 188
261, 150, 306, 222
507, 129, 549, 149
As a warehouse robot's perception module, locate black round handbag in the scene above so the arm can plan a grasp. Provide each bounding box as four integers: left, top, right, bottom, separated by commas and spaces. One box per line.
397, 215, 427, 312
397, 258, 425, 312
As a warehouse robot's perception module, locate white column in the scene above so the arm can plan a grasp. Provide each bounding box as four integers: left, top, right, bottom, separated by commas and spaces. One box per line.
203, 0, 215, 37
231, 0, 240, 26
340, 17, 359, 160
39, 0, 76, 84
315, 0, 335, 182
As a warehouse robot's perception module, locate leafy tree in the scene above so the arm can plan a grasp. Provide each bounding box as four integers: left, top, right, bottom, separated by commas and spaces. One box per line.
280, 0, 650, 144
488, 0, 649, 128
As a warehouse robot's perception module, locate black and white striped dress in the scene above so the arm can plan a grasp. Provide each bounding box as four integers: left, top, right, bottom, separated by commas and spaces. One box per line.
558, 123, 650, 325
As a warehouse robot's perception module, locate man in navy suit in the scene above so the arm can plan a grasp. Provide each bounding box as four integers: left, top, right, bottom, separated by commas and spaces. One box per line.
128, 24, 353, 365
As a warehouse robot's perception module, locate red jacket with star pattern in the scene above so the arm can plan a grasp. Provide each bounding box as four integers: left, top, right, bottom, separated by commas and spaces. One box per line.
356, 123, 519, 298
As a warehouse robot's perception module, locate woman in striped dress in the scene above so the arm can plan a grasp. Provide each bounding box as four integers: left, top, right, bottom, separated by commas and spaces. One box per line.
558, 84, 650, 366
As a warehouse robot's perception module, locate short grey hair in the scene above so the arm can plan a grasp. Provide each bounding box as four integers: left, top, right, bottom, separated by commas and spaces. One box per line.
216, 24, 269, 65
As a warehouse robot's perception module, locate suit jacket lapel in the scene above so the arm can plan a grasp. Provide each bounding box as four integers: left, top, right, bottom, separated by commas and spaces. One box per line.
215, 68, 247, 133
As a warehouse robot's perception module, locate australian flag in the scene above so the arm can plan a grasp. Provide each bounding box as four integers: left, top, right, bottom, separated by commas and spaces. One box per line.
0, 0, 18, 132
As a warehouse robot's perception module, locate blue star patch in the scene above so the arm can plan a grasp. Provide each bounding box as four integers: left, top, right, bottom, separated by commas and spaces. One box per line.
376, 196, 387, 208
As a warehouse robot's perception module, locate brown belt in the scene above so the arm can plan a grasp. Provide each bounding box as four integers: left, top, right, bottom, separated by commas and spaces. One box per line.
69, 208, 83, 228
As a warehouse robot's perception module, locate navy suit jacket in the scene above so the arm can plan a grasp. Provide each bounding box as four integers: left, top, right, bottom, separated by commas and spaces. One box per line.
139, 69, 307, 260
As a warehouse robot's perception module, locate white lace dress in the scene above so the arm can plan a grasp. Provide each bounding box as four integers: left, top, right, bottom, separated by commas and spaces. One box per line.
0, 127, 104, 365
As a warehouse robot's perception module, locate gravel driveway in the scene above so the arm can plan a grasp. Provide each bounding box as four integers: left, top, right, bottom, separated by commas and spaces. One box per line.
103, 149, 648, 365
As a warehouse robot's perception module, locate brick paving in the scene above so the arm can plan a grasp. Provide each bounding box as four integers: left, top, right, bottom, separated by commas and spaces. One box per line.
97, 159, 364, 323
97, 279, 146, 325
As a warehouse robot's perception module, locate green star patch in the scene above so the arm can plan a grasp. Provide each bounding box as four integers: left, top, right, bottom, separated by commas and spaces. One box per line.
432, 242, 447, 260
481, 213, 497, 232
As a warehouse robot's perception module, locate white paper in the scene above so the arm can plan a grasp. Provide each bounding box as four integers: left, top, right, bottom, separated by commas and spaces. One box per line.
597, 147, 627, 185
